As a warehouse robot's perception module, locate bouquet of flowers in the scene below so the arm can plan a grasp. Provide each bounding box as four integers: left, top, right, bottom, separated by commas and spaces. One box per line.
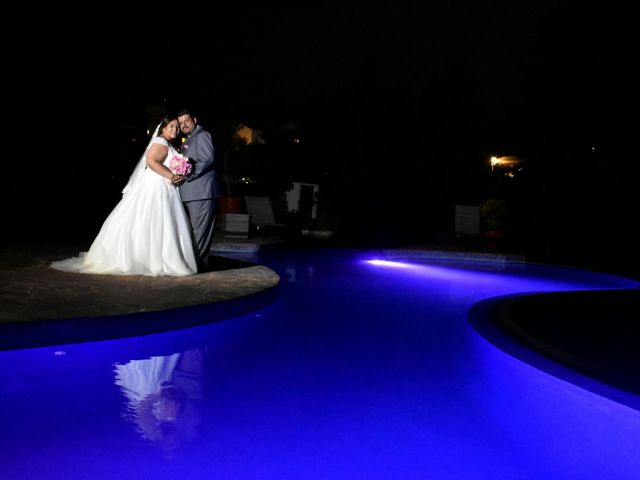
169, 154, 192, 176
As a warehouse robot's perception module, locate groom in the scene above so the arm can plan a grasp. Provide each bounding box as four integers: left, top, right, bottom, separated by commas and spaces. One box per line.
177, 109, 220, 272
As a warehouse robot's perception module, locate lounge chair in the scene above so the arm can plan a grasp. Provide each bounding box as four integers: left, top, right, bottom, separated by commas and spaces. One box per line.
244, 196, 288, 237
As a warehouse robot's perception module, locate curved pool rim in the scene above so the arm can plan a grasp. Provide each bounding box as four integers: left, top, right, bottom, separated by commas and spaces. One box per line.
468, 288, 640, 411
0, 285, 280, 352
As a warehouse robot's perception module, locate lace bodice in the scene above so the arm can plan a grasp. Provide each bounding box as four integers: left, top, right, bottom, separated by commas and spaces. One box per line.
150, 137, 179, 167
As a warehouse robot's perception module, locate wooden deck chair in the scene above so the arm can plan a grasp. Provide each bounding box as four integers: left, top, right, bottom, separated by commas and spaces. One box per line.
244, 196, 288, 237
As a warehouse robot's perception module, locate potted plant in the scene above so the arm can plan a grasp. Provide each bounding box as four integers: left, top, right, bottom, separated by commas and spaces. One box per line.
479, 198, 507, 248
219, 149, 243, 213
217, 123, 253, 214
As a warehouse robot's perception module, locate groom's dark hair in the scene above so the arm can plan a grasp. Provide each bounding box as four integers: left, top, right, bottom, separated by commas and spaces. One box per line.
177, 108, 195, 118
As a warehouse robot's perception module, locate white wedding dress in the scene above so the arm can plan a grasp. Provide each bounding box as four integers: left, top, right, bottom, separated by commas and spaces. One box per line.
51, 137, 197, 276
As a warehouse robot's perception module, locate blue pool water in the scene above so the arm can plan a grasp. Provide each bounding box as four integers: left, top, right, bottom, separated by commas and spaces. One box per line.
1, 248, 639, 479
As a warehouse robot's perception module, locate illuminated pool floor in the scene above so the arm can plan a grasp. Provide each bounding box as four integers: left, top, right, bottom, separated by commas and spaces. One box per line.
1, 248, 639, 479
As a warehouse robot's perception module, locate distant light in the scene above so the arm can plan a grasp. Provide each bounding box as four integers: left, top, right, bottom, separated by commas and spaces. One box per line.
146, 129, 150, 135
490, 155, 523, 172
294, 138, 300, 144
490, 156, 500, 172
236, 125, 254, 144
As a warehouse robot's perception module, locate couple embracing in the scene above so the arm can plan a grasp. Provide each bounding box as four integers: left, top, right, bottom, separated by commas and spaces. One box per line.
52, 109, 220, 276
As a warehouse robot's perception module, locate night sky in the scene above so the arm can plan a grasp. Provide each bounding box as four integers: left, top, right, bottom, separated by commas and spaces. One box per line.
16, 1, 622, 135
85, 2, 585, 121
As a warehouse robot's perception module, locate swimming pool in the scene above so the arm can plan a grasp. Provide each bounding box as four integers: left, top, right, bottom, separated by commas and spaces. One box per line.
1, 248, 638, 479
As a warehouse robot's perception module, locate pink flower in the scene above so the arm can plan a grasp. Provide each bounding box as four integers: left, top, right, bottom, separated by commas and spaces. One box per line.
169, 154, 192, 176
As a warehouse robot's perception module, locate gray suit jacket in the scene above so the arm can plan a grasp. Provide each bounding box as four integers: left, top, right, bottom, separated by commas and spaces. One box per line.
179, 125, 221, 201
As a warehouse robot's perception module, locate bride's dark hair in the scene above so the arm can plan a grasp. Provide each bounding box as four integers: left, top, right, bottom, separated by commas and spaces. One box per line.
156, 114, 179, 136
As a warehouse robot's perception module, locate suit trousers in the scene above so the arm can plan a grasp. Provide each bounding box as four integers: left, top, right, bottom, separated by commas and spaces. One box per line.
183, 198, 216, 271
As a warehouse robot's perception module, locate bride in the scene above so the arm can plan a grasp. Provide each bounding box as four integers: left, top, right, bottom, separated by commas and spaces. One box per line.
51, 115, 198, 276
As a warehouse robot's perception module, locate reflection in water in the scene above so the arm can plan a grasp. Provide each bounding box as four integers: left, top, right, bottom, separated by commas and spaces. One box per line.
114, 348, 205, 455
285, 264, 315, 283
